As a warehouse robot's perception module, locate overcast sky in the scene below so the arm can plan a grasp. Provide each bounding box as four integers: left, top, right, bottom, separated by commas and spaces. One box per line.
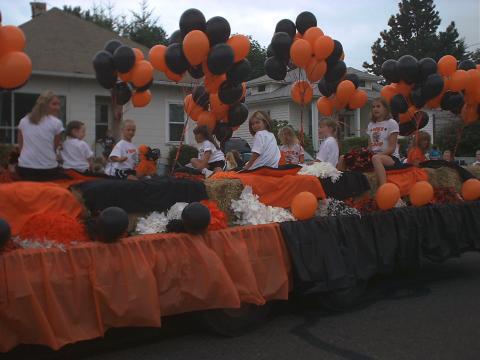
2, 0, 479, 70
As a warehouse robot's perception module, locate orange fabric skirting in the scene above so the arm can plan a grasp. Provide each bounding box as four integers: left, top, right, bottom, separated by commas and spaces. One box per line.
212, 169, 326, 208
0, 224, 291, 352
0, 182, 85, 236
386, 167, 429, 196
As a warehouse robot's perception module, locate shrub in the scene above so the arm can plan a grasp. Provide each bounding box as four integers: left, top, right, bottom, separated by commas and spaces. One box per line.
167, 144, 198, 169
0, 144, 15, 169
340, 136, 368, 154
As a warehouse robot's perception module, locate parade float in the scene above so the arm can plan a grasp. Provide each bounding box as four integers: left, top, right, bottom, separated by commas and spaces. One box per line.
0, 8, 480, 354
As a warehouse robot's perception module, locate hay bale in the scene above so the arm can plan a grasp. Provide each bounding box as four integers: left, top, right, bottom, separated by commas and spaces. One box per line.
466, 166, 480, 179
424, 167, 462, 191
205, 179, 244, 223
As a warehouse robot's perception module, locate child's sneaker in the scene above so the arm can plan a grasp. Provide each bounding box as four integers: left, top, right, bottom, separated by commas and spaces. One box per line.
201, 168, 213, 178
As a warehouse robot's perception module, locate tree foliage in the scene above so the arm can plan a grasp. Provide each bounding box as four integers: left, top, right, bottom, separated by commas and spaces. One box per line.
437, 120, 480, 156
246, 37, 267, 80
363, 0, 467, 75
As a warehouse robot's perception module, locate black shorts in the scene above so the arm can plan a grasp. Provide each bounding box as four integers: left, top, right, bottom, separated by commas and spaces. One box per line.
17, 166, 71, 181
389, 155, 401, 166
208, 160, 225, 170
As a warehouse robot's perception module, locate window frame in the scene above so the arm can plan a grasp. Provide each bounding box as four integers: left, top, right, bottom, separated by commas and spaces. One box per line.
165, 100, 186, 144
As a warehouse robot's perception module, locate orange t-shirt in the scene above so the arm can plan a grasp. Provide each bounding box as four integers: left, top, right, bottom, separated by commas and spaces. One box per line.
407, 147, 426, 165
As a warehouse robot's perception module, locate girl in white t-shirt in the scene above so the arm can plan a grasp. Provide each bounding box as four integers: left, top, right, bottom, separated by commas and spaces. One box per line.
278, 126, 304, 165
243, 111, 281, 170
17, 90, 67, 180
366, 98, 400, 186
190, 125, 225, 175
61, 121, 94, 173
316, 119, 339, 167
107, 119, 138, 179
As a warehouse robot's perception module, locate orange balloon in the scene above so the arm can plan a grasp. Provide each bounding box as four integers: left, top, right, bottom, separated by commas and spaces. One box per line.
409, 181, 434, 206
348, 89, 368, 109
291, 80, 313, 105
380, 84, 398, 102
210, 93, 229, 118
133, 48, 145, 62
197, 111, 217, 131
330, 95, 343, 110
393, 81, 412, 97
149, 45, 167, 72
407, 105, 419, 118
438, 55, 457, 77
336, 80, 356, 104
290, 39, 312, 69
291, 191, 318, 220
165, 69, 183, 82
316, 96, 333, 116
461, 178, 480, 201
398, 112, 412, 124
0, 51, 32, 89
132, 90, 152, 107
183, 30, 210, 66
118, 71, 132, 82
227, 34, 250, 62
204, 73, 226, 94
376, 183, 400, 210
130, 60, 153, 87
465, 69, 480, 93
294, 32, 303, 41
184, 94, 204, 121
0, 25, 26, 55
461, 104, 478, 125
306, 58, 327, 82
449, 70, 468, 91
313, 35, 334, 60
426, 92, 443, 109
303, 27, 324, 48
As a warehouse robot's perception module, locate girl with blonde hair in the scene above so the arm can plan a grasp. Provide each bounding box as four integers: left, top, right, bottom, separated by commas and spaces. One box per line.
278, 126, 304, 164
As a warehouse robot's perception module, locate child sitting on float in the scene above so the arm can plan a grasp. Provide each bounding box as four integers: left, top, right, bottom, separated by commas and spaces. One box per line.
407, 131, 431, 166
243, 111, 280, 170
61, 121, 94, 173
278, 126, 304, 165
105, 119, 138, 180
190, 125, 225, 178
316, 118, 339, 168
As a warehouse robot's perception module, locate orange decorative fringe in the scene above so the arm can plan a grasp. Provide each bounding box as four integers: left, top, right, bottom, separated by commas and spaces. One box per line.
201, 200, 228, 231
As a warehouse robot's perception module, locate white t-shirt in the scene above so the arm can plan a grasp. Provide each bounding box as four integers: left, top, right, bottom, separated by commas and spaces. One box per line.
61, 137, 94, 172
106, 140, 138, 175
316, 136, 339, 167
280, 143, 304, 164
366, 119, 399, 158
198, 140, 225, 163
18, 115, 64, 169
250, 130, 281, 169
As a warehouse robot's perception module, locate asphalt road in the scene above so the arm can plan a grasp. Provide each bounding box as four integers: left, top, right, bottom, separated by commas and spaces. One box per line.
7, 252, 480, 360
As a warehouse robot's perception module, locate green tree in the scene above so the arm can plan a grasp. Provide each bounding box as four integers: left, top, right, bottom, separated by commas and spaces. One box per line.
437, 120, 480, 156
125, 0, 168, 48
470, 48, 480, 64
247, 37, 267, 80
63, 4, 118, 33
363, 0, 467, 75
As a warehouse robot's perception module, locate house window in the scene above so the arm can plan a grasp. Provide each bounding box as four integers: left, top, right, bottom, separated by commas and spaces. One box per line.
358, 80, 366, 88
95, 96, 113, 142
168, 103, 185, 142
258, 84, 266, 92
0, 92, 66, 144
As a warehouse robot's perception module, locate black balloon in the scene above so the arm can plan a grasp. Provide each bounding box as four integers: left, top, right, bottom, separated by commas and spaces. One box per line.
95, 71, 117, 90
390, 94, 409, 114
440, 91, 454, 111
207, 43, 235, 75
447, 92, 464, 114
399, 111, 429, 136
325, 60, 346, 83
97, 207, 129, 243
418, 58, 437, 82
179, 8, 206, 37
227, 59, 251, 85
287, 60, 298, 70
113, 46, 135, 73
275, 19, 296, 38
381, 59, 400, 83
0, 218, 11, 249
295, 11, 317, 34
326, 40, 343, 66
318, 78, 339, 97
206, 16, 231, 46
264, 56, 287, 81
344, 73, 360, 88
192, 86, 210, 109
411, 86, 426, 108
214, 123, 233, 142
136, 79, 153, 92
423, 73, 444, 100
228, 103, 249, 127
104, 40, 123, 55
188, 64, 204, 79
182, 202, 211, 234
458, 59, 476, 71
218, 81, 244, 105
271, 32, 292, 61
165, 43, 189, 74
266, 44, 275, 57
397, 55, 419, 84
113, 82, 132, 105
169, 30, 182, 45
93, 50, 115, 76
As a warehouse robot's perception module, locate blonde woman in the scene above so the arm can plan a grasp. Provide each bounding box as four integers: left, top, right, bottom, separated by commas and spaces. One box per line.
17, 90, 66, 180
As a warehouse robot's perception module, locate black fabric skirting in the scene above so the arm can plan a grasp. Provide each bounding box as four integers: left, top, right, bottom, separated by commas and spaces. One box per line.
320, 171, 371, 200
73, 177, 208, 214
280, 201, 480, 294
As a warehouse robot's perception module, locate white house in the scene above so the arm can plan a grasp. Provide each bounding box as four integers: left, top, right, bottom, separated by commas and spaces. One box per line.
0, 5, 188, 164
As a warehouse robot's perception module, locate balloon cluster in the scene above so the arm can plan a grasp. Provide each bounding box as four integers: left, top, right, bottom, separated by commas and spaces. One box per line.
265, 12, 368, 115
92, 40, 154, 108
381, 55, 480, 125
0, 13, 32, 91
149, 9, 251, 142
